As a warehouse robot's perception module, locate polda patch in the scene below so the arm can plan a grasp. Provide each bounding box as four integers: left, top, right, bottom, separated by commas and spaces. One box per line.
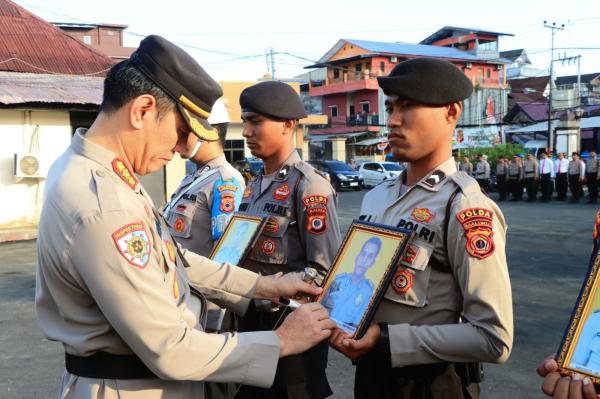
456, 207, 495, 260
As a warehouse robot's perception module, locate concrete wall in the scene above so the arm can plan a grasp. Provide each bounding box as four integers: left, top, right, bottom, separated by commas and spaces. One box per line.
0, 109, 72, 229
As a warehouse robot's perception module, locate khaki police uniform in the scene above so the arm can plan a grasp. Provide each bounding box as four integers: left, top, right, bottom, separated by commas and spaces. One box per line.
36, 131, 281, 399
459, 161, 473, 176
586, 157, 599, 203
356, 158, 513, 399
474, 159, 490, 192
507, 160, 523, 200
523, 158, 539, 202
495, 162, 509, 200
568, 159, 585, 202
236, 150, 341, 399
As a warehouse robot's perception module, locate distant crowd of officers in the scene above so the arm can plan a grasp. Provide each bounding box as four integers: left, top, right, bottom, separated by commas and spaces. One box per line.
458, 151, 600, 204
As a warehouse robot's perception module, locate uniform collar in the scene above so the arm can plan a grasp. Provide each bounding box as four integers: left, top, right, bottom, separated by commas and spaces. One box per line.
194, 154, 227, 177
262, 150, 301, 182
71, 128, 141, 193
397, 157, 457, 193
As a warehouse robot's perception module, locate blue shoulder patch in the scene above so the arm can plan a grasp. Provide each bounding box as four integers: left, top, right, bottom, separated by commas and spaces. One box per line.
211, 177, 243, 241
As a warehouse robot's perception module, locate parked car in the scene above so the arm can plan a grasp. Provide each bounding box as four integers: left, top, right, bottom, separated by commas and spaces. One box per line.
359, 161, 405, 188
308, 160, 363, 191
233, 158, 263, 184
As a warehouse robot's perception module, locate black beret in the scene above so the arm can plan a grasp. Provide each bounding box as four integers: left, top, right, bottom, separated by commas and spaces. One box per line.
240, 81, 307, 120
130, 35, 223, 141
377, 58, 473, 105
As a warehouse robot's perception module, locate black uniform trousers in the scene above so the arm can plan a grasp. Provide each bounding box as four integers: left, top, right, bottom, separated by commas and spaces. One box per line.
235, 302, 332, 399
540, 173, 553, 201
586, 172, 598, 201
524, 176, 538, 201
497, 175, 507, 200
569, 174, 583, 202
354, 350, 479, 399
556, 172, 568, 200
475, 178, 489, 193
508, 177, 522, 200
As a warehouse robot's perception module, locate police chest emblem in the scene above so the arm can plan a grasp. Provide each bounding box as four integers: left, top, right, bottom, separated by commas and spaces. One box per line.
391, 269, 413, 294
111, 158, 138, 190
112, 222, 151, 268
273, 183, 291, 201
303, 195, 328, 235
264, 217, 280, 233
401, 243, 418, 265
261, 239, 276, 255
411, 208, 434, 223
456, 208, 495, 260
173, 217, 186, 234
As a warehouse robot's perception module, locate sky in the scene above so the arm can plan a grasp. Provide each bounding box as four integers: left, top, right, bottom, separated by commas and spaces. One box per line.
14, 0, 600, 81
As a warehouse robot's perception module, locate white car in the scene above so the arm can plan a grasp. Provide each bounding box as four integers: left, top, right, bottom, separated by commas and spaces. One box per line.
359, 161, 405, 188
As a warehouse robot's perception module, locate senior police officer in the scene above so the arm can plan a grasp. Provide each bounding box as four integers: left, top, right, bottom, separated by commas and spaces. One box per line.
235, 81, 342, 399
329, 58, 513, 399
35, 35, 336, 399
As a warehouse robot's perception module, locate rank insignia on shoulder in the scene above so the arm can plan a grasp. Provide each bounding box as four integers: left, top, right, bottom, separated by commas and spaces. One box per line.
111, 158, 138, 190
456, 207, 495, 260
411, 208, 434, 223
112, 222, 151, 268
423, 170, 446, 188
277, 165, 290, 179
273, 183, 291, 201
198, 165, 211, 174
391, 269, 413, 294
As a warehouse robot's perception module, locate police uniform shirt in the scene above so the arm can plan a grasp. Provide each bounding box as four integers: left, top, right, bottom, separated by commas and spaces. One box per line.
359, 158, 513, 366
322, 273, 374, 330
459, 161, 473, 175
164, 154, 245, 256
35, 131, 280, 398
496, 162, 508, 177
508, 160, 522, 179
523, 158, 539, 178
238, 151, 341, 280
568, 159, 585, 179
586, 157, 599, 174
475, 160, 490, 179
572, 311, 600, 372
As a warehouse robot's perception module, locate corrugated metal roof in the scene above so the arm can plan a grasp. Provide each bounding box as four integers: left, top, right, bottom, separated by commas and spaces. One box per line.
0, 71, 103, 105
0, 0, 115, 75
419, 26, 513, 45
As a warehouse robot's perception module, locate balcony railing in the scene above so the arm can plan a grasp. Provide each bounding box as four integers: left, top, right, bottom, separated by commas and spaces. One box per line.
347, 113, 379, 126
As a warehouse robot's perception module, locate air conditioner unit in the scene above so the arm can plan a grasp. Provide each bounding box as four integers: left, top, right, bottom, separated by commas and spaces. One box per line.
465, 62, 473, 69
14, 153, 45, 178
496, 64, 503, 70
390, 56, 398, 63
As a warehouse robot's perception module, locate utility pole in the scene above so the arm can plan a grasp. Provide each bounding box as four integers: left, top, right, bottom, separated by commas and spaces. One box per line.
543, 21, 564, 154
269, 47, 275, 80
557, 54, 582, 107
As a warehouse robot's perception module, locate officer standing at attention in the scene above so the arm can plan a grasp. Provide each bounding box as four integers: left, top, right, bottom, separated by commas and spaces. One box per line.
163, 98, 244, 334
329, 58, 513, 399
35, 35, 335, 399
495, 156, 509, 201
555, 152, 570, 201
459, 155, 473, 176
235, 81, 342, 399
538, 152, 555, 202
474, 154, 491, 192
585, 151, 599, 204
568, 152, 585, 203
523, 153, 539, 202
508, 154, 523, 201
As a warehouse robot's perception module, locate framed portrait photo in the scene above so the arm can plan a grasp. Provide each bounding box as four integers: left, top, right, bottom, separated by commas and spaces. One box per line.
209, 214, 265, 266
557, 245, 600, 384
316, 220, 413, 339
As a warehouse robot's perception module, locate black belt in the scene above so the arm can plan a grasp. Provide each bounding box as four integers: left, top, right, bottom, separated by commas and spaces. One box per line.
65, 352, 158, 379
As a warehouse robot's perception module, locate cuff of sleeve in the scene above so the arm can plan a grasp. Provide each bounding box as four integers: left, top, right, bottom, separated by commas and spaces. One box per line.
238, 331, 281, 388
388, 323, 438, 367
223, 263, 260, 298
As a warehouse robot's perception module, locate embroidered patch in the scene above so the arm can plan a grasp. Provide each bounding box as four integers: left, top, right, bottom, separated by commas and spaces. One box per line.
111, 158, 138, 190
422, 170, 446, 188
217, 183, 238, 193
303, 195, 328, 235
401, 244, 418, 264
164, 240, 176, 263
264, 217, 280, 234
112, 222, 151, 268
273, 183, 291, 201
277, 165, 290, 179
302, 195, 328, 206
261, 239, 276, 255
220, 193, 235, 213
175, 203, 187, 212
173, 271, 180, 299
456, 208, 495, 260
391, 269, 413, 294
173, 217, 186, 234
243, 185, 252, 199
411, 208, 434, 223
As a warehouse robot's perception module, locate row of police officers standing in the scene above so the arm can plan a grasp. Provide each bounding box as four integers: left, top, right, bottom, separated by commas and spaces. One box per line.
35, 35, 513, 399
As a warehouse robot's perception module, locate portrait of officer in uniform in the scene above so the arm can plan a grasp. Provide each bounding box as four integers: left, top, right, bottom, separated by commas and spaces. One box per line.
212, 220, 251, 265
322, 236, 381, 333
235, 80, 342, 399
329, 57, 513, 399
571, 309, 600, 373
34, 35, 336, 399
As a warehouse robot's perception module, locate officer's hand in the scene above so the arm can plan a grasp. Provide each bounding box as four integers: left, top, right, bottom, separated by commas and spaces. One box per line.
329, 323, 380, 361
537, 356, 597, 398
254, 272, 322, 301
276, 303, 335, 357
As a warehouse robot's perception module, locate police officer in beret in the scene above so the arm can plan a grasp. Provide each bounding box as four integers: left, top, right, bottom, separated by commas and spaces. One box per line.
235, 81, 342, 399
329, 58, 513, 399
35, 35, 336, 399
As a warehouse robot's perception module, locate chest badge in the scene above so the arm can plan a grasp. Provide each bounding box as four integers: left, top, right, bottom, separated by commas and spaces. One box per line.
391, 269, 413, 294
261, 239, 276, 255
273, 183, 291, 201
173, 218, 186, 234
401, 243, 418, 265
411, 208, 434, 223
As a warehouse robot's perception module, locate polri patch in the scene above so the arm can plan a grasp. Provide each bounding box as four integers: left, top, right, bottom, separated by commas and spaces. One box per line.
391, 269, 413, 294
411, 208, 434, 223
112, 222, 151, 268
273, 183, 291, 201
456, 207, 495, 260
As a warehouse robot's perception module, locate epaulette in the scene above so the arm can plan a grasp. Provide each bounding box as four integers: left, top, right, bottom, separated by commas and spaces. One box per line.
449, 171, 482, 196
295, 161, 326, 184
93, 168, 125, 214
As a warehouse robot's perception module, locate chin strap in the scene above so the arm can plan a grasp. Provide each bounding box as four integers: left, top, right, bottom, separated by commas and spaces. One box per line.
188, 141, 203, 159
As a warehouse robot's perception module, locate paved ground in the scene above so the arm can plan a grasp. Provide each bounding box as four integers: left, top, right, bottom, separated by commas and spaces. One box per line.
1, 190, 599, 398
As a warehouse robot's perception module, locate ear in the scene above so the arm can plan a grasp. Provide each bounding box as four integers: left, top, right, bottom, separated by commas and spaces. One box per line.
446, 102, 462, 124
129, 94, 157, 130
282, 119, 297, 135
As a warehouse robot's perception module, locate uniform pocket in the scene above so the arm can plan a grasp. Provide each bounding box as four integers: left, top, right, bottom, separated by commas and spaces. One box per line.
251, 216, 290, 265
385, 242, 433, 308
166, 201, 196, 239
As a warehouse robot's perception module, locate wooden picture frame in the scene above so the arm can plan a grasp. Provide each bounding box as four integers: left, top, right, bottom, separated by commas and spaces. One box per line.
316, 220, 413, 339
209, 214, 265, 266
557, 244, 600, 384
